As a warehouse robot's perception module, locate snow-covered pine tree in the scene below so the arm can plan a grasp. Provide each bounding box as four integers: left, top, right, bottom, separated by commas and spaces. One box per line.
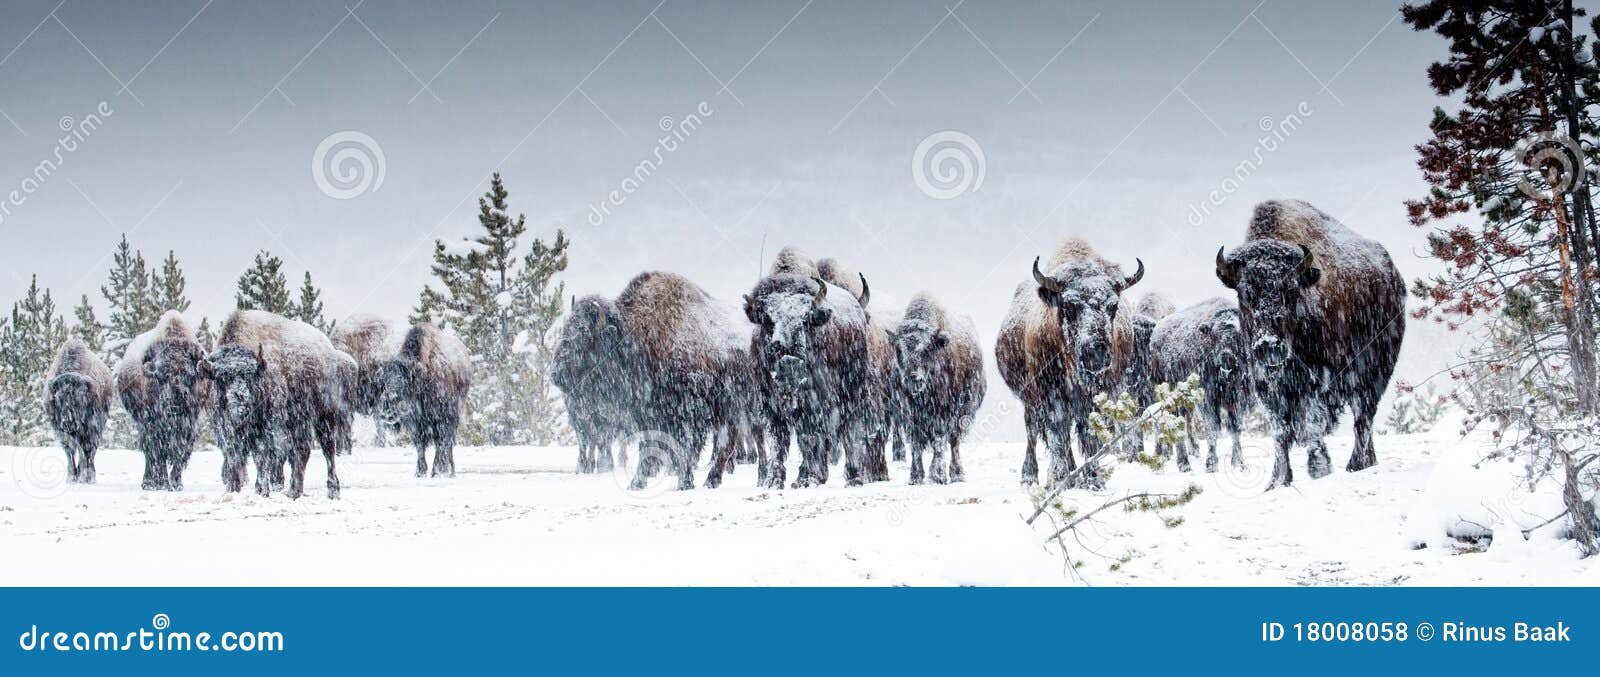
1404, 0, 1600, 553
414, 173, 571, 445
72, 293, 105, 349
294, 271, 330, 332
235, 250, 293, 315
151, 250, 191, 315
0, 276, 68, 444
195, 317, 215, 352
99, 234, 156, 360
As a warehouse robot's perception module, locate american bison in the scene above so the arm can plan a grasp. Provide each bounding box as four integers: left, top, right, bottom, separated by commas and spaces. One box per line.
204, 309, 356, 498
995, 237, 1144, 488
45, 338, 113, 484
612, 271, 757, 490
1216, 199, 1405, 488
376, 323, 471, 479
745, 270, 873, 488
1121, 292, 1175, 457
890, 293, 985, 484
330, 313, 410, 449
116, 310, 207, 491
1149, 297, 1253, 472
552, 295, 636, 474
818, 257, 892, 481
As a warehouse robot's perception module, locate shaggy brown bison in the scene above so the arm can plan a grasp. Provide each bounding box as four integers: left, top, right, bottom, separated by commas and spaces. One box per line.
996, 237, 1143, 488
745, 269, 873, 488
890, 293, 985, 484
376, 322, 471, 478
205, 310, 356, 498
1150, 297, 1253, 472
552, 295, 637, 474
116, 311, 208, 491
613, 271, 758, 490
330, 314, 410, 448
1216, 199, 1405, 488
45, 338, 114, 484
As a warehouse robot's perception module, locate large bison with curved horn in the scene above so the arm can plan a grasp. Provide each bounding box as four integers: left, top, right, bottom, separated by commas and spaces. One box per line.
745, 268, 873, 488
1216, 199, 1405, 488
996, 237, 1143, 488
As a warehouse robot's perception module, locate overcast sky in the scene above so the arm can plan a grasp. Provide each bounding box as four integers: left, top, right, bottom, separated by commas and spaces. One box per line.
0, 0, 1471, 438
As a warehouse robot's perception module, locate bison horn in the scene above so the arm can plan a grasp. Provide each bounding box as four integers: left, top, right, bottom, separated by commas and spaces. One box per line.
1123, 258, 1145, 290
1215, 246, 1237, 288
857, 273, 871, 308
1296, 244, 1314, 272
1032, 257, 1064, 294
593, 307, 607, 331
811, 277, 828, 307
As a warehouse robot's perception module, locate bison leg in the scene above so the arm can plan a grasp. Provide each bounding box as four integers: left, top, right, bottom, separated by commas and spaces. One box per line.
1045, 428, 1075, 489
1266, 429, 1294, 490
576, 442, 590, 474
909, 437, 926, 485
169, 443, 192, 492
704, 427, 734, 489
139, 434, 166, 491
793, 432, 824, 488
80, 441, 98, 485
321, 430, 341, 500
595, 439, 615, 473
1347, 397, 1379, 473
1074, 419, 1105, 491
285, 435, 312, 500
434, 427, 458, 478
891, 425, 906, 462
1203, 408, 1222, 474
930, 438, 949, 485
1020, 409, 1040, 486
949, 434, 965, 483
414, 437, 430, 478
60, 441, 81, 484
1306, 440, 1332, 480
1227, 408, 1246, 470
251, 442, 275, 497
761, 424, 787, 489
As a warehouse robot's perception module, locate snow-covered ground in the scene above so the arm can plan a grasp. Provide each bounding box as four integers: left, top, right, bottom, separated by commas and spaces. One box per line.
1, 423, 1595, 586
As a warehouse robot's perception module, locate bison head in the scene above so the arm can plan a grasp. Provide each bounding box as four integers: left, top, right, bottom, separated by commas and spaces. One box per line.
553, 295, 625, 394
1198, 307, 1246, 381
142, 339, 205, 420
1216, 242, 1320, 373
890, 319, 947, 399
202, 344, 267, 426
1033, 256, 1143, 379
745, 276, 831, 410
376, 357, 420, 427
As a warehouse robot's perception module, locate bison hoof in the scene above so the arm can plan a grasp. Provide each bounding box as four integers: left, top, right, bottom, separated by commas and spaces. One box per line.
1205, 454, 1219, 473
141, 479, 164, 491
1345, 455, 1375, 473
704, 475, 722, 489
1308, 456, 1332, 480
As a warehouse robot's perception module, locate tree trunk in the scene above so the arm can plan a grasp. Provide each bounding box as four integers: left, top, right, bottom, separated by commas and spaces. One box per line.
1559, 450, 1600, 556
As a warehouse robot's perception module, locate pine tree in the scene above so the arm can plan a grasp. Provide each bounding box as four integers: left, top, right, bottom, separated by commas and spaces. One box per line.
99, 234, 156, 359
0, 276, 68, 444
234, 250, 293, 315
1405, 0, 1600, 553
414, 174, 572, 445
72, 293, 105, 349
151, 250, 191, 315
196, 317, 215, 352
294, 271, 329, 332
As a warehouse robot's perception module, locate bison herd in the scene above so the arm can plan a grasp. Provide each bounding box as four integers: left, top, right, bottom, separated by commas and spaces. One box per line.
40, 198, 1406, 498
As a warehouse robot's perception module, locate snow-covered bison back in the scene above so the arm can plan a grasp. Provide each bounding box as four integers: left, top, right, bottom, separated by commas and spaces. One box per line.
1149, 297, 1252, 472
377, 322, 470, 478
891, 293, 985, 484
613, 271, 757, 490
995, 237, 1143, 488
1216, 199, 1405, 488
45, 338, 114, 484
116, 310, 207, 491
206, 309, 356, 498
330, 314, 409, 425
